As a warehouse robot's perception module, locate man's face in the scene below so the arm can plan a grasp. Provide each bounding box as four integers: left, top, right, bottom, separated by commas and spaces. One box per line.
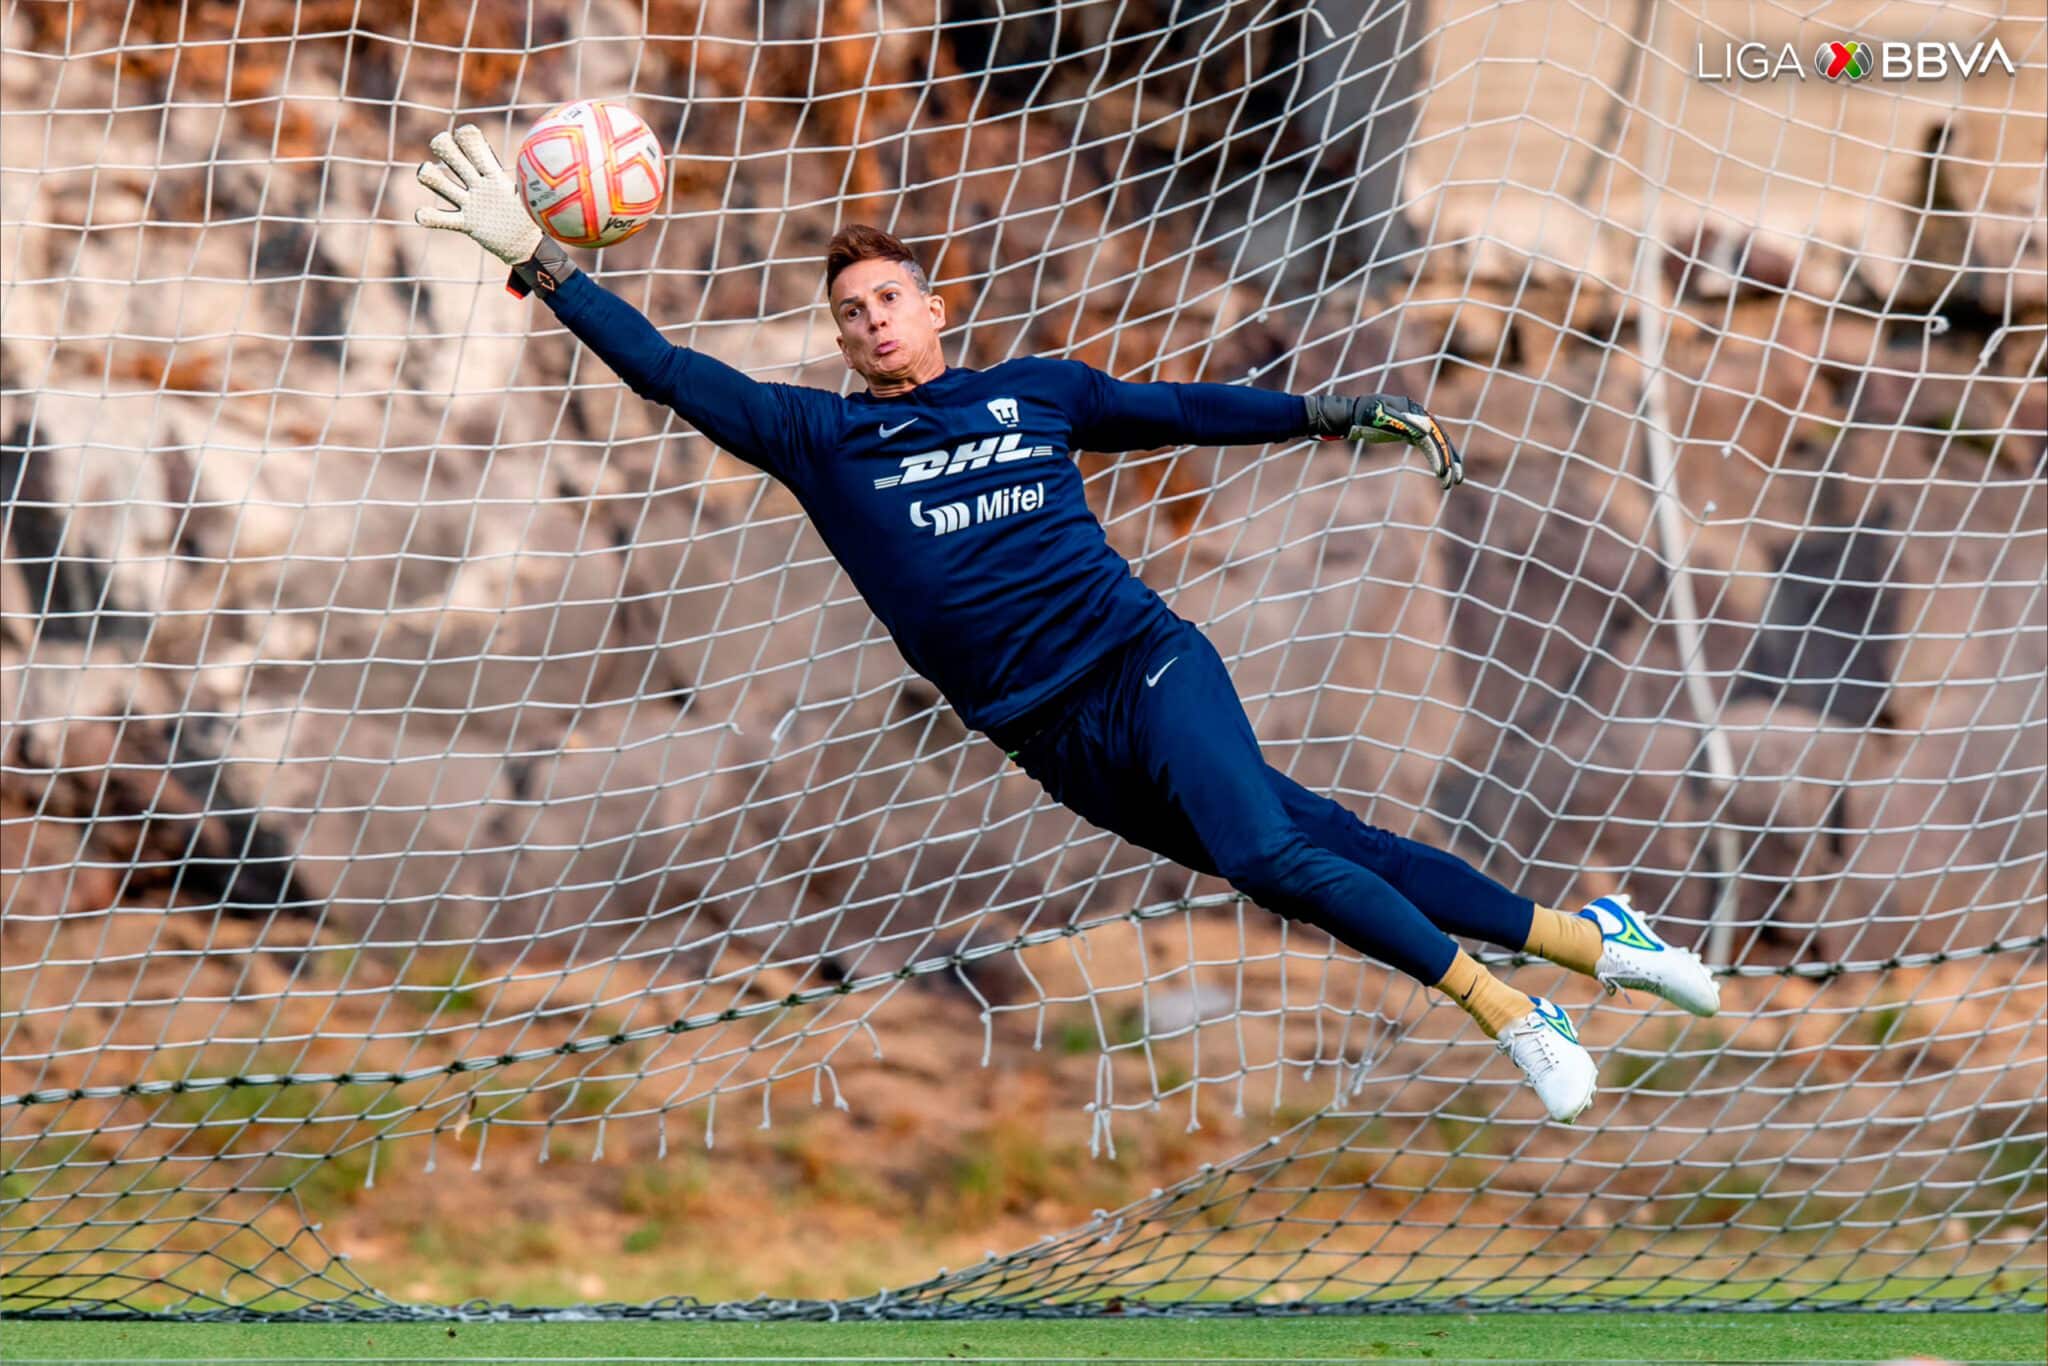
831, 258, 946, 391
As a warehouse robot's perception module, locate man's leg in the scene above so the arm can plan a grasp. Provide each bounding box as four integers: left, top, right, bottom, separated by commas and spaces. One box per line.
1261, 769, 1604, 975
1263, 770, 1534, 944
1115, 623, 1541, 1035
1262, 768, 1717, 1014
1007, 617, 1600, 1120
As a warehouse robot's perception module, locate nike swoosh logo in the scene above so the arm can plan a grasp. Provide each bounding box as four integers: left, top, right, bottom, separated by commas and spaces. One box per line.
1145, 657, 1178, 688
879, 419, 917, 438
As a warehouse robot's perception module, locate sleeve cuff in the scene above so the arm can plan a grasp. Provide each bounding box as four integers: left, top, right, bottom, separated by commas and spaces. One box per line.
506, 240, 579, 299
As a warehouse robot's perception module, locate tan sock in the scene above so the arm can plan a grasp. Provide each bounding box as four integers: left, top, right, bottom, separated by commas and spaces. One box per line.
1525, 903, 1604, 977
1435, 949, 1535, 1039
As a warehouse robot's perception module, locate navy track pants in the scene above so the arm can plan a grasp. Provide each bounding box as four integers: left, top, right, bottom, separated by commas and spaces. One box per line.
993, 615, 1535, 985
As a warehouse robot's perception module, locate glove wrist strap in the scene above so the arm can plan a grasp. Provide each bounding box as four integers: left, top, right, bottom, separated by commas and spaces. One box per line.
1302, 393, 1363, 438
506, 239, 578, 299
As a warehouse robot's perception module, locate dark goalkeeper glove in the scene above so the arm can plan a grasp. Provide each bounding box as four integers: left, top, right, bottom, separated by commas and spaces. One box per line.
1305, 393, 1464, 492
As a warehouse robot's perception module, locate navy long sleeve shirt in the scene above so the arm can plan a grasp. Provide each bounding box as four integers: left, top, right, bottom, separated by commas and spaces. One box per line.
543, 272, 1309, 733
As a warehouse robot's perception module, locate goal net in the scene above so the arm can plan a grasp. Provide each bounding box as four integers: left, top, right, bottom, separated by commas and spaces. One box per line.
2, 0, 2042, 1319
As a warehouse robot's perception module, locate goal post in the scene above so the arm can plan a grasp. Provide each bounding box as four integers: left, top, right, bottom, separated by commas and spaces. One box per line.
1, 0, 2042, 1318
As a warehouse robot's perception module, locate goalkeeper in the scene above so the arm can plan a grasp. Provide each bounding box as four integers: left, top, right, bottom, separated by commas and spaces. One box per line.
418, 127, 1719, 1124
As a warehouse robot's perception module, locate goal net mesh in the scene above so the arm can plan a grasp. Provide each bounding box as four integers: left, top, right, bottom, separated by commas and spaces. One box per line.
2, 0, 2042, 1319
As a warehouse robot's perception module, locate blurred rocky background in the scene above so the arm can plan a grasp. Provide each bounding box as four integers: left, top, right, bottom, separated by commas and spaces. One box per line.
1, 0, 2042, 1314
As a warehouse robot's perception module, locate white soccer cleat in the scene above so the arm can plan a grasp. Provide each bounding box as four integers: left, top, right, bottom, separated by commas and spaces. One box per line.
1498, 997, 1598, 1124
1580, 892, 1721, 1018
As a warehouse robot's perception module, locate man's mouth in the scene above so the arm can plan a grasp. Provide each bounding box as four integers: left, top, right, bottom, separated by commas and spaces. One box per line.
875, 340, 899, 357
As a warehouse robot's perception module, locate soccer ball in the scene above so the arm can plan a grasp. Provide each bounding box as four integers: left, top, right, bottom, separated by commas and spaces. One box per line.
515, 99, 665, 248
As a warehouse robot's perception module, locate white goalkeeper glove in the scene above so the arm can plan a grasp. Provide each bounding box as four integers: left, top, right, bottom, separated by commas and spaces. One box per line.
415, 125, 574, 298
1305, 393, 1465, 492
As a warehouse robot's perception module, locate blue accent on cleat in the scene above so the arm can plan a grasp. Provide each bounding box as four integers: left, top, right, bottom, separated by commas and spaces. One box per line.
1581, 892, 1721, 1017
1531, 996, 1580, 1044
1581, 894, 1663, 953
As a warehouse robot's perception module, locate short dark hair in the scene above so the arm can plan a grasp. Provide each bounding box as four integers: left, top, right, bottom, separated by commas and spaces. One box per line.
825, 224, 930, 297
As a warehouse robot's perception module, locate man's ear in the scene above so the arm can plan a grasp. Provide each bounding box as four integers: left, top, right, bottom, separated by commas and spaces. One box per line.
927, 290, 946, 329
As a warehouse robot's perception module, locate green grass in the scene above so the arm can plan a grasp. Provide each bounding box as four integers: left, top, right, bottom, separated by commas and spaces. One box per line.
1, 1312, 2042, 1363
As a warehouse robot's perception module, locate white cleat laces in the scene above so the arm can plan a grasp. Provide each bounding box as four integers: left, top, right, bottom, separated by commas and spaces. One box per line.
1498, 997, 1599, 1124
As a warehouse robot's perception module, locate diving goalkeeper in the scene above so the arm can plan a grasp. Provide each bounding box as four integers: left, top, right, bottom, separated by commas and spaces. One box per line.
417, 127, 1719, 1124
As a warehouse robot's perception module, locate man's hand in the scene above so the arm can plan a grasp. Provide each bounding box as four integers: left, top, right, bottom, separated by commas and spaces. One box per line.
416, 125, 581, 297
1305, 393, 1465, 491
415, 125, 544, 267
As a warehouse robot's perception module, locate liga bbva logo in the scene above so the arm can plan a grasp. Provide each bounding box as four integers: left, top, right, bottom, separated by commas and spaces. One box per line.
1696, 36, 2016, 82
1815, 40, 1872, 81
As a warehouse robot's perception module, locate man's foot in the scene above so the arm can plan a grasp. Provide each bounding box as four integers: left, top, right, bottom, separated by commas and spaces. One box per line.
1579, 893, 1721, 1017
1498, 997, 1598, 1124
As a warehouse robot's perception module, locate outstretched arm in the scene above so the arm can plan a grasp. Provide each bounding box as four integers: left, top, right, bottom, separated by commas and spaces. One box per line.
1069, 366, 1308, 452
1069, 361, 1464, 492
413, 125, 829, 479
536, 270, 827, 474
